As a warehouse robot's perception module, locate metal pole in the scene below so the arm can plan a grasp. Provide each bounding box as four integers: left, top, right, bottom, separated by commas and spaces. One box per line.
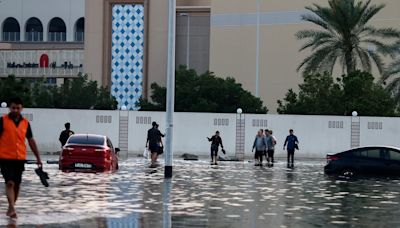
162, 179, 172, 228
186, 14, 190, 68
255, 0, 261, 97
165, 0, 176, 178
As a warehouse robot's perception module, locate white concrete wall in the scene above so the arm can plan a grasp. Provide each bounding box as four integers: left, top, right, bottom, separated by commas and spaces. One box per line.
1, 108, 400, 158
359, 117, 399, 147
244, 114, 352, 158
0, 108, 119, 152
0, 0, 84, 42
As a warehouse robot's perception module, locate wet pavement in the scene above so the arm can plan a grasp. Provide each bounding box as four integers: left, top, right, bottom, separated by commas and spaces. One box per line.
0, 157, 400, 227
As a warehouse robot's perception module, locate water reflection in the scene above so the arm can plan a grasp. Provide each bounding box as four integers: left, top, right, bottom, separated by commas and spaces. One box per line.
0, 158, 399, 227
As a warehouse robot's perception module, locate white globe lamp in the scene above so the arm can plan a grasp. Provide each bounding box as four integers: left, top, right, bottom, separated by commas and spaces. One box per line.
352, 111, 358, 117
1, 102, 7, 108
121, 105, 127, 111
236, 108, 243, 114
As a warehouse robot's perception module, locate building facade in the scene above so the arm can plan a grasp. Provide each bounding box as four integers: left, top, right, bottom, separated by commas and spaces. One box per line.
2, 0, 400, 112
84, 0, 400, 112
0, 0, 85, 85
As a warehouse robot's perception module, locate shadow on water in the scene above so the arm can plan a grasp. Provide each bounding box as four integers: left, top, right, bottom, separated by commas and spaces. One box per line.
0, 158, 400, 227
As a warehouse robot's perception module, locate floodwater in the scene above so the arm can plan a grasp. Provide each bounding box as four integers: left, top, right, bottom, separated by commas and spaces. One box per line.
0, 157, 399, 227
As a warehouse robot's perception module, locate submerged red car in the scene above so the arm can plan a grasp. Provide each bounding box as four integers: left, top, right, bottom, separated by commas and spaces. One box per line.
59, 134, 120, 172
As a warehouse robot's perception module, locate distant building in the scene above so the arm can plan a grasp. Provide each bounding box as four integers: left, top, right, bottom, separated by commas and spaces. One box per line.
0, 0, 85, 86
2, 0, 400, 112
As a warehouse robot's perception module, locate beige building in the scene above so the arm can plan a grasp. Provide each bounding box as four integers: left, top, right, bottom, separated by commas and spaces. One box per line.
76, 0, 400, 113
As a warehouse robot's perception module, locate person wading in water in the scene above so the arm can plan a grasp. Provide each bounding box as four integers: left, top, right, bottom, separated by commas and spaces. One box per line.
0, 97, 43, 218
207, 131, 224, 165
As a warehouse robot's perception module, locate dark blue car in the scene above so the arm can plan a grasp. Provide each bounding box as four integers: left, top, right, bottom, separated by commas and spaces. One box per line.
324, 146, 400, 176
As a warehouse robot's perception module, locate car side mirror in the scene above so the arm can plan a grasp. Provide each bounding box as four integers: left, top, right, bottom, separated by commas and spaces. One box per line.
115, 148, 120, 154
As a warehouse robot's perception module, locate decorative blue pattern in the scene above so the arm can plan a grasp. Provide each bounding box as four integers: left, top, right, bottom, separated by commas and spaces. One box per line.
111, 4, 144, 110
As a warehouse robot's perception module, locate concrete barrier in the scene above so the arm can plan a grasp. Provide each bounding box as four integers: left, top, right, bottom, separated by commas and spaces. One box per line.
1, 108, 399, 158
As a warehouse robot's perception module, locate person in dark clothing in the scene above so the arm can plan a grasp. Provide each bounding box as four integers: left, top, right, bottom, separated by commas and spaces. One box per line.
146, 122, 164, 166
0, 97, 42, 218
59, 122, 75, 147
155, 124, 164, 155
207, 131, 224, 165
267, 130, 277, 165
283, 129, 299, 167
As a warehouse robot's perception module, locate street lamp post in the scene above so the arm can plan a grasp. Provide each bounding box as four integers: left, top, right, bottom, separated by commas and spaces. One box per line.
235, 108, 245, 161
237, 108, 243, 119
255, 0, 261, 97
165, 0, 176, 179
351, 110, 360, 148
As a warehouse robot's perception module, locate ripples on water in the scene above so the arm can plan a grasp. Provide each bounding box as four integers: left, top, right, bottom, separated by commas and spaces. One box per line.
0, 158, 399, 227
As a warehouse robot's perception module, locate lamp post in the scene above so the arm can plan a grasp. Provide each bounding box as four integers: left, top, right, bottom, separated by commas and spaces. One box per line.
255, 0, 260, 97
237, 108, 243, 119
165, 0, 176, 179
235, 108, 245, 161
350, 110, 360, 148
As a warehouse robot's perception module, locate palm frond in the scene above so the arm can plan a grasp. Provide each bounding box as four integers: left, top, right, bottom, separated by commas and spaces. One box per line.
295, 30, 334, 40
358, 1, 385, 27
385, 76, 400, 93
300, 13, 330, 32
360, 27, 400, 39
368, 50, 385, 75
299, 45, 339, 75
361, 39, 398, 56
386, 59, 400, 76
355, 47, 372, 72
297, 30, 338, 51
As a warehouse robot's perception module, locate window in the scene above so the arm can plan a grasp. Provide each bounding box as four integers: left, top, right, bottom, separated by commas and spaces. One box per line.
176, 12, 210, 74
107, 138, 114, 151
48, 17, 66, 42
2, 17, 20, 41
389, 149, 400, 161
74, 18, 84, 42
355, 148, 381, 159
68, 135, 105, 146
25, 17, 43, 41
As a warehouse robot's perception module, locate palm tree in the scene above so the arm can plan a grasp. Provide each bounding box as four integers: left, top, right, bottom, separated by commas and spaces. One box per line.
296, 0, 400, 76
381, 41, 400, 103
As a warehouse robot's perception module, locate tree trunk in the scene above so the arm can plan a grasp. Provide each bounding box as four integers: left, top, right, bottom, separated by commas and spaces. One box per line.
345, 50, 356, 75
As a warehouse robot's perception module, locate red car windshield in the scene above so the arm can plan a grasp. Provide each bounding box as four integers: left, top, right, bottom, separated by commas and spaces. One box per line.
67, 135, 105, 146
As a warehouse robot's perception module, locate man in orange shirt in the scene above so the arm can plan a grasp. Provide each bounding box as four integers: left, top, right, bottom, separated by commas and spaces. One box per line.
0, 97, 42, 218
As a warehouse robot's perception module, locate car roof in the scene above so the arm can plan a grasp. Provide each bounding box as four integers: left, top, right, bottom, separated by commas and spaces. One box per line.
331, 145, 400, 155
70, 134, 106, 139
350, 145, 400, 151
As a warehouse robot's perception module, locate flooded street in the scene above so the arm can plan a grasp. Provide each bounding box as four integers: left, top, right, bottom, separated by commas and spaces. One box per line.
0, 157, 399, 227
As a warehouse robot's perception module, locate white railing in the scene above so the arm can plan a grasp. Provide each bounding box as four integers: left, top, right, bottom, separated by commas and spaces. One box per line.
0, 50, 84, 77
48, 32, 66, 42
75, 32, 84, 42
2, 32, 20, 41
25, 32, 44, 42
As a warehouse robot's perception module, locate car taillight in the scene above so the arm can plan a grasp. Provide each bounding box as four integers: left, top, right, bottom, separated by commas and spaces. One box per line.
327, 155, 339, 161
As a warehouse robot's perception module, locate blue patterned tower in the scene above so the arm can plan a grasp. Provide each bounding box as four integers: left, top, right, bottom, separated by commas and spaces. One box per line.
111, 4, 145, 110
